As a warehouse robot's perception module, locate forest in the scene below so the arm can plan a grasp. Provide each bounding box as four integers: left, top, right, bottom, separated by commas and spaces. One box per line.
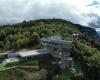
0, 19, 100, 80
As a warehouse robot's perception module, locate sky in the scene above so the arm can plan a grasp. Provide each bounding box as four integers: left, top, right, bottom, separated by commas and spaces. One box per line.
0, 0, 100, 28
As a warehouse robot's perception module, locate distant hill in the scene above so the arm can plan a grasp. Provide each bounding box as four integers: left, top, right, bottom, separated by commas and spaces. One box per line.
74, 24, 98, 39
17, 19, 98, 38
0, 19, 98, 51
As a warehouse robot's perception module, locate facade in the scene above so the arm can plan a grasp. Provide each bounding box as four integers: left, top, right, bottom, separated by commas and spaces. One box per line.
41, 36, 74, 70
8, 53, 18, 58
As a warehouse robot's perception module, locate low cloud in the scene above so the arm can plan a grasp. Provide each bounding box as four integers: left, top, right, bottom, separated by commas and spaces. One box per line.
0, 0, 100, 27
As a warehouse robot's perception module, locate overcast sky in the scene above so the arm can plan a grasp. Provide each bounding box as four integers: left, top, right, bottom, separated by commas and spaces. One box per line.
0, 0, 100, 28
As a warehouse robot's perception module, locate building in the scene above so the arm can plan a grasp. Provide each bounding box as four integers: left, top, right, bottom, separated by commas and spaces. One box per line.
16, 49, 48, 60
41, 36, 74, 70
1, 49, 48, 65
6, 49, 48, 60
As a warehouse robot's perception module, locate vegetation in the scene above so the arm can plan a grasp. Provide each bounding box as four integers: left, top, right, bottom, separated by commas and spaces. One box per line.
71, 41, 100, 80
0, 19, 100, 80
0, 68, 43, 80
0, 19, 87, 52
0, 55, 61, 80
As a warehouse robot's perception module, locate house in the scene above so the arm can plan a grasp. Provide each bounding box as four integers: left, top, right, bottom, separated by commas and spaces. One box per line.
1, 49, 48, 65
16, 49, 48, 60
41, 36, 74, 70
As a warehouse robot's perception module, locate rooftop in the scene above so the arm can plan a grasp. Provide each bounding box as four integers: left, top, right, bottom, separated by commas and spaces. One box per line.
41, 36, 72, 45
17, 49, 48, 58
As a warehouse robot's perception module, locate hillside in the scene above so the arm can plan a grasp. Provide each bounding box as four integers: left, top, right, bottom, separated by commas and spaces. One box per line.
0, 19, 100, 80
74, 24, 98, 38
0, 19, 98, 52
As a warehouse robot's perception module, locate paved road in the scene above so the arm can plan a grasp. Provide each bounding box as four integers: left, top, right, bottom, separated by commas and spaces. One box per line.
0, 65, 39, 72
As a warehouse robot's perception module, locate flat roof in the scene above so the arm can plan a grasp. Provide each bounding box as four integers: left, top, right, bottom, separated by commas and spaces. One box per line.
17, 49, 48, 58
41, 38, 72, 45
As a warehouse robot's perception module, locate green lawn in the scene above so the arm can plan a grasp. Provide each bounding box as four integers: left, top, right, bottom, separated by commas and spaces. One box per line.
0, 67, 41, 80
0, 55, 73, 80
0, 55, 60, 80
0, 64, 7, 71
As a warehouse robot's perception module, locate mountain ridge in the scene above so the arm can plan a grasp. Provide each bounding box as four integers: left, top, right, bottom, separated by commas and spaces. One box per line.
0, 19, 98, 51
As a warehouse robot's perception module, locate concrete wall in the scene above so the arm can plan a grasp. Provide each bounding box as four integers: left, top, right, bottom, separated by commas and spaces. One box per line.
7, 53, 18, 58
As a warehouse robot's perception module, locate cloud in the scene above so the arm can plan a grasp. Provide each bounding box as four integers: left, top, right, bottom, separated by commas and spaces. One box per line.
0, 0, 100, 27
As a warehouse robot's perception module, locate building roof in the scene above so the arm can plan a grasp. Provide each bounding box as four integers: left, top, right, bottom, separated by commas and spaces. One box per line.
41, 36, 72, 45
17, 49, 48, 58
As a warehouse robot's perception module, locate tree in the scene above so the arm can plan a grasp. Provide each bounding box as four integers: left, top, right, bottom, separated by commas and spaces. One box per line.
16, 39, 24, 49
0, 30, 6, 41
11, 42, 18, 50
0, 41, 4, 49
4, 40, 10, 50
30, 32, 40, 45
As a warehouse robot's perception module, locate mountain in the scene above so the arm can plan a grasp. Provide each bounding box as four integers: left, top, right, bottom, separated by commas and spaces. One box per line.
18, 19, 99, 39
0, 19, 98, 51
74, 24, 98, 39
0, 19, 100, 80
